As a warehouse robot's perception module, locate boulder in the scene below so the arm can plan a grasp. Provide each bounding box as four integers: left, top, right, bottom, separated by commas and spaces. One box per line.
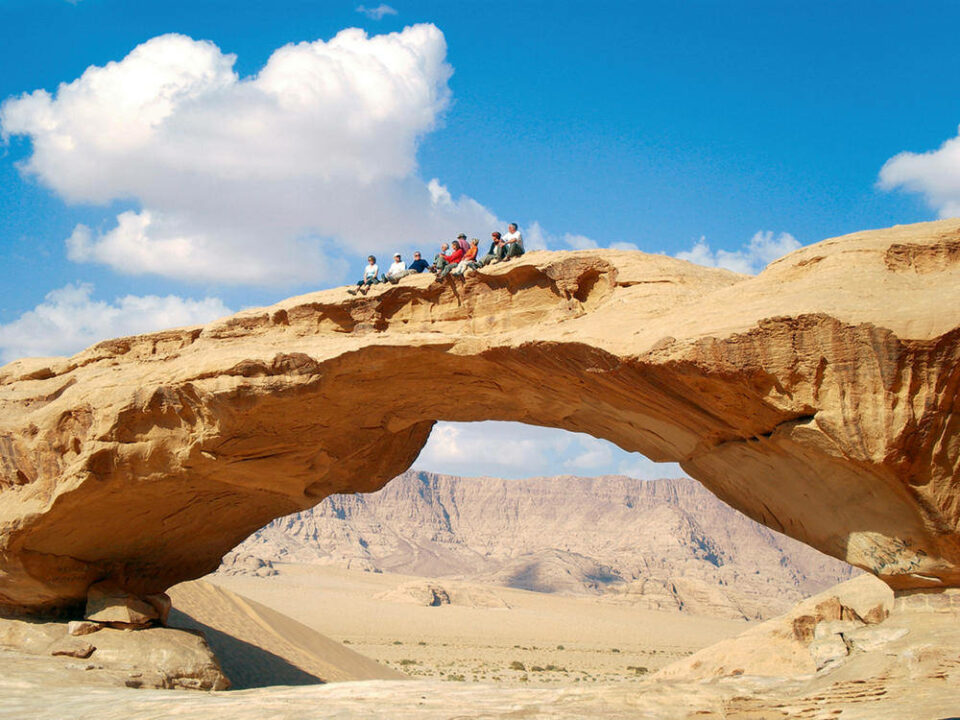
144, 593, 171, 625
0, 615, 228, 691
67, 620, 102, 636
654, 574, 894, 680
84, 581, 159, 627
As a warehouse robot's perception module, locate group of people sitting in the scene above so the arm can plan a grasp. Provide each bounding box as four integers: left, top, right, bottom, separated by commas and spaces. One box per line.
347, 223, 525, 294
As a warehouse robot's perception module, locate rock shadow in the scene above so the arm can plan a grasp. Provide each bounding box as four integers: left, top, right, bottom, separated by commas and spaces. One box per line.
167, 607, 324, 690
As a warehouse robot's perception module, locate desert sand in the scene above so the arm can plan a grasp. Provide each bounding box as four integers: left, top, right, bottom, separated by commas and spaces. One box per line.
167, 578, 404, 688
0, 568, 957, 720
208, 562, 748, 684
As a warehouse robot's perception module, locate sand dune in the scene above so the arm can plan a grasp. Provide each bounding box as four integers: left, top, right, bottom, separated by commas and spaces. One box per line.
0, 568, 956, 719
208, 563, 748, 684
167, 579, 403, 688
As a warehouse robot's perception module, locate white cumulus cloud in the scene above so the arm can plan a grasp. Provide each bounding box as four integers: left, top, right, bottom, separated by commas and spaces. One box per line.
415, 421, 684, 480
0, 283, 230, 363
1, 26, 499, 287
675, 230, 800, 275
879, 126, 960, 217
524, 221, 635, 252
356, 4, 398, 20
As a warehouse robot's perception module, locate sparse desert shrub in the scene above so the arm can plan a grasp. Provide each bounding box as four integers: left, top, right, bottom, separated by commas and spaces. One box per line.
519, 674, 529, 682
399, 659, 418, 666
611, 648, 621, 653
392, 640, 403, 645
545, 664, 565, 672
342, 639, 351, 644
627, 665, 649, 675
446, 674, 465, 682
556, 644, 564, 650
418, 641, 427, 646
509, 660, 526, 671
531, 665, 544, 672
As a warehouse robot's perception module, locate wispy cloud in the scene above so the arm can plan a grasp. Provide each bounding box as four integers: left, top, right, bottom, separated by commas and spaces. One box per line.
0, 283, 230, 363
356, 4, 398, 20
523, 221, 637, 252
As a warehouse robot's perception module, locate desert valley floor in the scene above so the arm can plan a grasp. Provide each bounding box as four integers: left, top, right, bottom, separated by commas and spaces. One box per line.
211, 563, 746, 685
1, 563, 958, 720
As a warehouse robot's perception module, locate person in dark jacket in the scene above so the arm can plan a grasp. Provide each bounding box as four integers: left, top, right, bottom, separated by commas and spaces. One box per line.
409, 252, 430, 273
480, 231, 504, 266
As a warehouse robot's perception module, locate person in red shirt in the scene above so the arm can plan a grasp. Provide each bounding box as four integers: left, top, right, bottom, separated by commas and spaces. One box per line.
449, 238, 480, 278
434, 236, 466, 280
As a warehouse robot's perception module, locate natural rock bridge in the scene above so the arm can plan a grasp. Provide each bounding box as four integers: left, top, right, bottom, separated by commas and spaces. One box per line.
1, 219, 959, 615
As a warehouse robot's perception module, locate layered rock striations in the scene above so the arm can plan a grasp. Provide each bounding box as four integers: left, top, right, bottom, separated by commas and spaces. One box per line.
233, 472, 858, 620
1, 219, 959, 614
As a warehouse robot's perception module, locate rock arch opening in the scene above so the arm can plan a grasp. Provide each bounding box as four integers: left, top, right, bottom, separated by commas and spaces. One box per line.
1, 221, 958, 615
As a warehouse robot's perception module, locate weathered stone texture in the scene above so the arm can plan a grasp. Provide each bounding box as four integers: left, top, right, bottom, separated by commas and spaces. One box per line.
1, 219, 959, 613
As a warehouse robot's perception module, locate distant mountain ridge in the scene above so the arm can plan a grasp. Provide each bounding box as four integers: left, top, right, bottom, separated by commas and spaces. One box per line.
228, 472, 858, 620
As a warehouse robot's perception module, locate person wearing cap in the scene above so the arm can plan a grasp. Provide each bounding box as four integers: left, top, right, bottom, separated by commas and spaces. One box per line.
501, 223, 524, 260
381, 253, 408, 284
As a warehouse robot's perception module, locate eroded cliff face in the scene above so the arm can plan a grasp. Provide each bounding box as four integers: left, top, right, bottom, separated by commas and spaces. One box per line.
1, 220, 958, 614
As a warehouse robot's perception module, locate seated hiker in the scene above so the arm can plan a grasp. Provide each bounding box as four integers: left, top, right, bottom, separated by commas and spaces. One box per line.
347, 255, 379, 295
382, 253, 409, 284
408, 251, 430, 273
480, 231, 504, 266
450, 238, 480, 277
431, 242, 450, 271
434, 237, 465, 279
502, 222, 524, 260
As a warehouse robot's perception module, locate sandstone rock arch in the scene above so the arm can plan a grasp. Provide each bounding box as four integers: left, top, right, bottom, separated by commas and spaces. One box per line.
1, 219, 959, 615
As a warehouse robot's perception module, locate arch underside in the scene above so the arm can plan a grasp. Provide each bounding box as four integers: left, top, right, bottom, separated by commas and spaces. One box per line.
1, 225, 959, 613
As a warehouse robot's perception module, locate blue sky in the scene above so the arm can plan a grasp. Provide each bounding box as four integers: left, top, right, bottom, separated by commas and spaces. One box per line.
1, 0, 957, 479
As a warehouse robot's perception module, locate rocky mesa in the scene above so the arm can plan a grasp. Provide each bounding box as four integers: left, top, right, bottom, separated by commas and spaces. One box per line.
1, 219, 959, 615
232, 471, 858, 620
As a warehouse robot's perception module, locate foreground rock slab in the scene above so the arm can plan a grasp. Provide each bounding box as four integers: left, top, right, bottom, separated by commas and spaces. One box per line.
0, 614, 228, 690
0, 596, 957, 720
1, 219, 959, 613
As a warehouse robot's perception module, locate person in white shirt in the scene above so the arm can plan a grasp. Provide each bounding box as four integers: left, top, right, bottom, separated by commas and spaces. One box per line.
382, 253, 411, 284
347, 255, 379, 295
502, 223, 524, 260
